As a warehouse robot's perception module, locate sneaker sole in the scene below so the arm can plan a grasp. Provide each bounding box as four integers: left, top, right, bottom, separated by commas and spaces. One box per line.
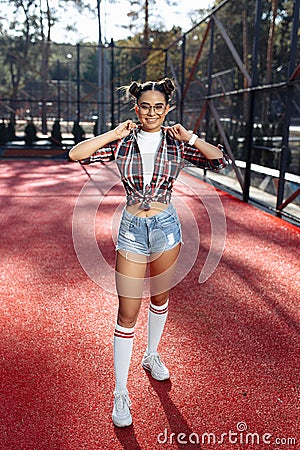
112, 415, 132, 427
142, 362, 170, 381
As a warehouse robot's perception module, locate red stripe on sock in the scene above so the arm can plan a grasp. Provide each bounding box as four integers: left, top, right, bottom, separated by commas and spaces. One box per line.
149, 305, 168, 315
114, 330, 134, 339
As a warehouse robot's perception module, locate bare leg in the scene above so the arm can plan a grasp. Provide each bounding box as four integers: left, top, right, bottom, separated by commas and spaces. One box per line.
113, 250, 148, 399
149, 243, 181, 305
115, 249, 148, 327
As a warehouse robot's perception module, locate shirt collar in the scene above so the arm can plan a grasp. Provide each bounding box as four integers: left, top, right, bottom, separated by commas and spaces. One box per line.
133, 124, 167, 139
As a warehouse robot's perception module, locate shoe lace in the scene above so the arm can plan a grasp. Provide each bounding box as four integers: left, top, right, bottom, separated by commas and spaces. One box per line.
115, 392, 132, 411
145, 352, 164, 369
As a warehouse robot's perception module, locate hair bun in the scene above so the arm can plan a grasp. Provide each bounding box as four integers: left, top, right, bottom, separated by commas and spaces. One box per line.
128, 81, 142, 98
159, 78, 176, 96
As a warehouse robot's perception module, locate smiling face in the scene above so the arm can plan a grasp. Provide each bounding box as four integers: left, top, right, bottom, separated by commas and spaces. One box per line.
135, 90, 170, 132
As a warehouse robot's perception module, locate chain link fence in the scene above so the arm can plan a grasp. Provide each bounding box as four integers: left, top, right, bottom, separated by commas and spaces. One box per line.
0, 0, 299, 222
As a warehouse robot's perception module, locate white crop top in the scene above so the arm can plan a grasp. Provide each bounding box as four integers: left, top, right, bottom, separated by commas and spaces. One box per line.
137, 130, 163, 188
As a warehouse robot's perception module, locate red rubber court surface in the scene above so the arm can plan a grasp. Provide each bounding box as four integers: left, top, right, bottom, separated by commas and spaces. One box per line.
0, 160, 299, 450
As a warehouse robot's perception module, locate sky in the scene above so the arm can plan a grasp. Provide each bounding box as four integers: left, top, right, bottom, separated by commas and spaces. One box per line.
52, 0, 213, 44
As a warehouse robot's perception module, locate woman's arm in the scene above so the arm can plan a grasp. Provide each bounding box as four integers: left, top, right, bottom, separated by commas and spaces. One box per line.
167, 123, 223, 159
69, 120, 136, 161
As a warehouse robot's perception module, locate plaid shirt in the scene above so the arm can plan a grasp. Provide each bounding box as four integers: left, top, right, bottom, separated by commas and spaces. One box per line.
81, 125, 228, 210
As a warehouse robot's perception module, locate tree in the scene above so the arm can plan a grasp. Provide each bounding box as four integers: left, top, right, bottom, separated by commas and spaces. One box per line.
266, 0, 278, 84
1, 1, 36, 123
0, 0, 90, 131
126, 0, 178, 80
127, 0, 178, 43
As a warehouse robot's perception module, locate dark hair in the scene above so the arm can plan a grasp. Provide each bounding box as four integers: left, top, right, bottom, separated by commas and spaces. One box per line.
127, 78, 176, 104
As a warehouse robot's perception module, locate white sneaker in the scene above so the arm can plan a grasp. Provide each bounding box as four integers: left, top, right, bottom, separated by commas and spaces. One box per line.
142, 351, 170, 381
112, 391, 132, 427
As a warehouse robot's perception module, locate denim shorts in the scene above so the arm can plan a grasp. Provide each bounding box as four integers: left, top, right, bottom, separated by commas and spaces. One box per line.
116, 203, 182, 256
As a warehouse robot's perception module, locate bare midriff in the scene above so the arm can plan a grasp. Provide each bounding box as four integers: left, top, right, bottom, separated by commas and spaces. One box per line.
126, 201, 169, 218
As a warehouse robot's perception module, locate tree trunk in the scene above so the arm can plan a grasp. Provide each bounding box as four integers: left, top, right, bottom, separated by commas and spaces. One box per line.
242, 7, 249, 118
262, 0, 278, 124
266, 0, 278, 84
40, 0, 51, 134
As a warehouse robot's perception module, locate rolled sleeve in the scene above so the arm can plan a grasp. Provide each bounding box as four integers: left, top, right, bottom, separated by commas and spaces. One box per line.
183, 144, 229, 171
79, 143, 117, 165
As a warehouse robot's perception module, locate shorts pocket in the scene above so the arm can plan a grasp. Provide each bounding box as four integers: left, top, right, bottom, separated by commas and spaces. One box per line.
157, 212, 179, 228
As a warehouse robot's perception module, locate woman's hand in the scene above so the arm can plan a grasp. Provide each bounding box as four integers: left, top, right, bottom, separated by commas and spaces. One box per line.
114, 120, 137, 139
167, 123, 223, 159
69, 120, 136, 161
167, 124, 192, 142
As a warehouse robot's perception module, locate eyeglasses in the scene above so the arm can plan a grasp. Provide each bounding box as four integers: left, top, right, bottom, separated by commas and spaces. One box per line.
138, 103, 166, 116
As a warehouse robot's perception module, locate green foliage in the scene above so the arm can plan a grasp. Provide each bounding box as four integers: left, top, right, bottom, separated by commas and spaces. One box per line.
0, 0, 92, 123
0, 0, 297, 126
186, 0, 296, 89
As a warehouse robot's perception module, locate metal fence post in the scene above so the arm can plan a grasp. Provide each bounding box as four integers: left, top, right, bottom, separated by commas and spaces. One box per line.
110, 39, 115, 129
57, 60, 61, 121
180, 34, 186, 124
276, 0, 299, 215
205, 18, 214, 142
76, 43, 80, 123
164, 49, 168, 78
243, 0, 262, 202
97, 0, 103, 134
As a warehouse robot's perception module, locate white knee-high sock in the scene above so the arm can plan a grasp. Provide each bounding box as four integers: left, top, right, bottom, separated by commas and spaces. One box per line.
113, 324, 134, 393
147, 299, 169, 354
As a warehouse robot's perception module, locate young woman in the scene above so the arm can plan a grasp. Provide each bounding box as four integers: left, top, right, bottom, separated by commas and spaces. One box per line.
69, 78, 227, 427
